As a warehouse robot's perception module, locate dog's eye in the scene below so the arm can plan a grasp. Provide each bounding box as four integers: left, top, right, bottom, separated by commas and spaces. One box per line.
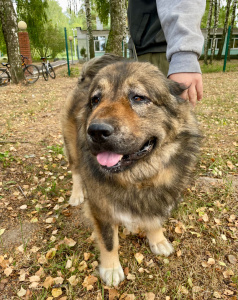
131, 95, 150, 104
91, 95, 101, 106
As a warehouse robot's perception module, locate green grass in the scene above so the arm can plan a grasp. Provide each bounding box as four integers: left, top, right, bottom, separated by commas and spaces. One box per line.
200, 60, 238, 73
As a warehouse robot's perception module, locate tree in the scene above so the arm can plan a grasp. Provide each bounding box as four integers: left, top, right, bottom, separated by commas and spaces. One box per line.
105, 0, 126, 56
85, 0, 95, 59
210, 0, 220, 64
204, 0, 214, 64
228, 0, 237, 60
216, 0, 232, 60
0, 0, 24, 83
17, 0, 48, 55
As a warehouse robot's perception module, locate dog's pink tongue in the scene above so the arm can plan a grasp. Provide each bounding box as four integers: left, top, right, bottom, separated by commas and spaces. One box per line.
97, 152, 122, 167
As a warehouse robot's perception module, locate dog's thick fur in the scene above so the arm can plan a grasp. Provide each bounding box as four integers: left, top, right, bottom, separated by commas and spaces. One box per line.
61, 54, 201, 286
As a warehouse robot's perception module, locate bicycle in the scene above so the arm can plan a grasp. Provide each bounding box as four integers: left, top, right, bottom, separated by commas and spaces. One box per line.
21, 55, 40, 84
40, 55, 56, 81
0, 55, 40, 86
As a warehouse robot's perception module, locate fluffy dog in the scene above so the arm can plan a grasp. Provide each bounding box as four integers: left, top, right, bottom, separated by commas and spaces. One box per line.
61, 54, 201, 286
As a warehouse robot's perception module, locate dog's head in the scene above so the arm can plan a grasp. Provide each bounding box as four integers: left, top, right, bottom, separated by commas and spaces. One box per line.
85, 60, 195, 174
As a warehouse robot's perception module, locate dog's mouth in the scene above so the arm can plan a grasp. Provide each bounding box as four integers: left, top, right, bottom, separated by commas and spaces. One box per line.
96, 137, 156, 173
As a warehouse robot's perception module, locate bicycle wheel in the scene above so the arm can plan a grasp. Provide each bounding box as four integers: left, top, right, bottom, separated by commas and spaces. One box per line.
42, 64, 48, 81
23, 65, 39, 84
0, 69, 10, 86
48, 64, 56, 79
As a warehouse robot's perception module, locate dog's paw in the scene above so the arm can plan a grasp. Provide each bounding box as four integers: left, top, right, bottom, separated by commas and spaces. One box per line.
149, 239, 174, 257
99, 264, 125, 287
69, 191, 84, 206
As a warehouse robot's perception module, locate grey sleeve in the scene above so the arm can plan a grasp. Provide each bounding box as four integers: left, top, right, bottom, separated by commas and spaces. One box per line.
156, 0, 206, 76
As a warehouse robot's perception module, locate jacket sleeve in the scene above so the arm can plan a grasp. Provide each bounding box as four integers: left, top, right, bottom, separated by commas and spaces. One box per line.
156, 0, 206, 76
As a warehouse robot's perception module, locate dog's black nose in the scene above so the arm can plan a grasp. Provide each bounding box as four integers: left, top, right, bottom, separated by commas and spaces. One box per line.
88, 123, 114, 143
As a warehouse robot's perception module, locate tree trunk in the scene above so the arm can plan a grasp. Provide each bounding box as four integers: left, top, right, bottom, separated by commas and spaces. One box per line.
84, 0, 95, 59
216, 0, 232, 60
210, 0, 220, 64
204, 0, 213, 65
105, 0, 125, 56
0, 0, 24, 83
228, 0, 237, 60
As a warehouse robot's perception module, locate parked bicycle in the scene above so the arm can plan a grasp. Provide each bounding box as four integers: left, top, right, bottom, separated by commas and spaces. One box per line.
40, 55, 56, 81
0, 55, 39, 86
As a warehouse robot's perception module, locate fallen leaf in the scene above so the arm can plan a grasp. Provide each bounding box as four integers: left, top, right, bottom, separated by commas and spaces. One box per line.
177, 249, 182, 257
223, 269, 234, 278
43, 276, 54, 289
54, 277, 64, 285
52, 288, 62, 297
120, 294, 135, 300
78, 260, 87, 271
124, 267, 129, 275
227, 161, 234, 170
20, 205, 27, 210
29, 275, 40, 282
208, 258, 215, 265
0, 228, 6, 236
134, 253, 144, 264
82, 275, 98, 290
221, 234, 227, 241
65, 259, 72, 269
178, 285, 189, 294
45, 217, 56, 224
17, 244, 24, 253
144, 292, 155, 300
29, 282, 39, 289
213, 291, 221, 299
46, 248, 57, 260
109, 288, 119, 300
84, 252, 91, 261
17, 286, 27, 297
127, 273, 136, 281
202, 213, 209, 222
175, 222, 185, 234
224, 289, 234, 296
4, 267, 13, 276
63, 237, 76, 247
227, 255, 236, 265
30, 246, 40, 253
192, 286, 201, 293
67, 275, 79, 286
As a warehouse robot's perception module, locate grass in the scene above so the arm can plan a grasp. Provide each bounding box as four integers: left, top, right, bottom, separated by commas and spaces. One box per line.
200, 59, 238, 73
0, 65, 237, 299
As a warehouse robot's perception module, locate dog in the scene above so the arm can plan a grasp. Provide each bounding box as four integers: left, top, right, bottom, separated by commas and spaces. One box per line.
61, 54, 201, 287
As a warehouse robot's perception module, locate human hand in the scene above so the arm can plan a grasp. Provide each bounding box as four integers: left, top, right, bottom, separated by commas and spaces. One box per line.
168, 73, 203, 107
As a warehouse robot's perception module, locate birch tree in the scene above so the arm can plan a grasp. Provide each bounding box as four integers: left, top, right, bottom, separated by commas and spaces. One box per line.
85, 0, 95, 59
0, 0, 24, 84
210, 0, 220, 64
204, 0, 214, 65
228, 0, 237, 60
105, 0, 126, 56
217, 0, 232, 60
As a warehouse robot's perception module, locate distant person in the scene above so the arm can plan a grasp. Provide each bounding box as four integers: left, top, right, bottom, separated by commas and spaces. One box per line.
127, 0, 206, 106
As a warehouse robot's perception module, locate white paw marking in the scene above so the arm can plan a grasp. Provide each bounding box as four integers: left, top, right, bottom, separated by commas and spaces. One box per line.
69, 190, 84, 206
149, 239, 174, 256
99, 264, 125, 287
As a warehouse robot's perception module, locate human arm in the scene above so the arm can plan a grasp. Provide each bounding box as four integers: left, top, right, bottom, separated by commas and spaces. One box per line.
156, 0, 205, 105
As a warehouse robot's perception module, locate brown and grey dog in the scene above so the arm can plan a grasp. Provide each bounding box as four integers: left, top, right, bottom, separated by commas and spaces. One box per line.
61, 54, 201, 286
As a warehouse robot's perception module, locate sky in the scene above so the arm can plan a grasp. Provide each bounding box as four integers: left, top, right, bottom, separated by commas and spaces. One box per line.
57, 0, 68, 13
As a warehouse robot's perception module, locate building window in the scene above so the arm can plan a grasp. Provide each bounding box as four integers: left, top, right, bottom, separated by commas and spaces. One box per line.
209, 38, 221, 50
94, 36, 106, 52
233, 38, 238, 49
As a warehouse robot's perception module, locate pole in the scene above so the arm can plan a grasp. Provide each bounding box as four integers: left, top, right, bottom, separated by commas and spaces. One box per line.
223, 26, 231, 72
70, 40, 73, 64
64, 27, 70, 76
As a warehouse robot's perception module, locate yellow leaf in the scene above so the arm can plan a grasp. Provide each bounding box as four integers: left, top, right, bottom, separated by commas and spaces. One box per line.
67, 275, 79, 286
4, 267, 13, 276
0, 228, 6, 236
46, 248, 57, 260
207, 258, 215, 265
84, 252, 91, 261
52, 288, 62, 298
78, 260, 87, 271
134, 253, 144, 264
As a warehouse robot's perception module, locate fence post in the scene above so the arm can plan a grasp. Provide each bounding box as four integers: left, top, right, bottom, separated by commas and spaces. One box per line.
223, 26, 231, 72
64, 27, 70, 76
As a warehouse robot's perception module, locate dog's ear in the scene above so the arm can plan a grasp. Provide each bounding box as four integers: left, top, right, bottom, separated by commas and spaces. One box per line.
167, 79, 188, 98
78, 54, 126, 84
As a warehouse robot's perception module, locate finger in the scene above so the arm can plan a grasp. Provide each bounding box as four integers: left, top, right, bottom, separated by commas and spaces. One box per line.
188, 85, 197, 107
180, 89, 189, 101
196, 79, 203, 101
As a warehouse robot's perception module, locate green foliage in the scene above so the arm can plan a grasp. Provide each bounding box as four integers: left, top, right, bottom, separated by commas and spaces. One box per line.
0, 21, 6, 54
93, 0, 110, 25
80, 46, 87, 58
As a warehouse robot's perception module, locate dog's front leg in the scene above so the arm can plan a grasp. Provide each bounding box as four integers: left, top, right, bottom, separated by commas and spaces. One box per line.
94, 221, 125, 286
147, 227, 174, 257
